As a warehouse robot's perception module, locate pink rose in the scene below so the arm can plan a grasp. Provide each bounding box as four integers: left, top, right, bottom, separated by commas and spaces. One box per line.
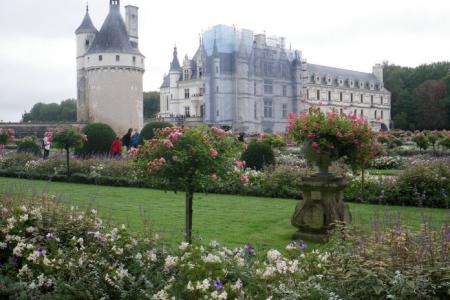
235, 160, 246, 169
163, 139, 174, 149
311, 141, 319, 149
211, 174, 218, 181
307, 132, 315, 138
210, 148, 218, 158
241, 175, 249, 185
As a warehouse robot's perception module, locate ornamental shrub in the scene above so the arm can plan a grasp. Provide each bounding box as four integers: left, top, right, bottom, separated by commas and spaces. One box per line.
138, 121, 172, 145
77, 123, 116, 156
16, 136, 41, 156
241, 141, 275, 170
288, 109, 380, 171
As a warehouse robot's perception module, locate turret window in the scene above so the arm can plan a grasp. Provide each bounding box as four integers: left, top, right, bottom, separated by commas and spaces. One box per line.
132, 56, 136, 63
381, 110, 384, 119
374, 110, 377, 118
381, 96, 383, 104
85, 39, 90, 49
328, 91, 331, 101
360, 94, 363, 103
306, 89, 309, 100
198, 67, 203, 78
350, 93, 353, 103
361, 109, 364, 117
116, 55, 120, 62
340, 92, 343, 102
371, 95, 374, 105
316, 90, 320, 100
99, 55, 103, 61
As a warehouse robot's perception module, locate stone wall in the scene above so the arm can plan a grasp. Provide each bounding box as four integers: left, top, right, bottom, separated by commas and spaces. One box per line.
0, 123, 87, 139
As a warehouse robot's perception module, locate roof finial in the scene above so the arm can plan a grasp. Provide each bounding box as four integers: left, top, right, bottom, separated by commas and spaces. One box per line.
86, 2, 89, 13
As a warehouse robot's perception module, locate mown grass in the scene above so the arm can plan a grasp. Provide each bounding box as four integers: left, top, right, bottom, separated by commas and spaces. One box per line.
0, 177, 448, 251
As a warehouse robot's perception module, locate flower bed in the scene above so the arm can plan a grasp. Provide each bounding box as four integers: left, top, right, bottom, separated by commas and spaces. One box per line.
1, 194, 448, 299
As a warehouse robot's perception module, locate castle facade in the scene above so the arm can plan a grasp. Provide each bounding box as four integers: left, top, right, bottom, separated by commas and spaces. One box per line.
159, 25, 391, 133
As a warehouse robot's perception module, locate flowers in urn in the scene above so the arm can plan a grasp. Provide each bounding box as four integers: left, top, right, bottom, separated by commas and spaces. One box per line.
288, 109, 380, 174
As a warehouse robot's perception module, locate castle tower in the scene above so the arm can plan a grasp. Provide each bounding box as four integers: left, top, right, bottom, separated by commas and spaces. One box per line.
234, 34, 250, 131
75, 5, 98, 122
169, 47, 181, 88
125, 5, 139, 48
76, 0, 145, 134
207, 39, 220, 123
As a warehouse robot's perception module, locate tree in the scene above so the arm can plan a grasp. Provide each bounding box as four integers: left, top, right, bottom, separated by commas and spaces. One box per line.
412, 133, 429, 153
411, 80, 448, 130
134, 126, 239, 243
22, 99, 76, 122
53, 127, 86, 175
143, 91, 160, 118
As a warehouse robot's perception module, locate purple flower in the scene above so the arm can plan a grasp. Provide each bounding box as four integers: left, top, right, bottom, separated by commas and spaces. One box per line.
46, 233, 54, 240
299, 240, 307, 251
245, 243, 255, 257
37, 247, 45, 254
213, 279, 223, 290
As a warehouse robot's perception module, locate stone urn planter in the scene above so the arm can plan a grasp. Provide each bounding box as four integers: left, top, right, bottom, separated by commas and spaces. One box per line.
291, 171, 351, 242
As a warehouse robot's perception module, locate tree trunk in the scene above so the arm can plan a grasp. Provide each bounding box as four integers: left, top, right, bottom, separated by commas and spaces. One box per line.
185, 189, 194, 244
360, 166, 365, 202
66, 148, 70, 175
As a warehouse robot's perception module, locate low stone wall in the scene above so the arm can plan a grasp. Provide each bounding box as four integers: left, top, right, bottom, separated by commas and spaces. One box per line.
0, 123, 87, 139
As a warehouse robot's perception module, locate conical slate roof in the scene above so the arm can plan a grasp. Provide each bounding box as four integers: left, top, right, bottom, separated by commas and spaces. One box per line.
86, 5, 140, 55
75, 9, 98, 34
169, 47, 181, 71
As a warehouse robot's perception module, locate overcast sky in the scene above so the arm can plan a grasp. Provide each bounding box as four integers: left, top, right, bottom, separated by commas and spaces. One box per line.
0, 0, 449, 122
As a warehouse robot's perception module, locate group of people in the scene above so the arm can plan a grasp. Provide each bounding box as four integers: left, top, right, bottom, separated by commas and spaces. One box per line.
110, 128, 140, 158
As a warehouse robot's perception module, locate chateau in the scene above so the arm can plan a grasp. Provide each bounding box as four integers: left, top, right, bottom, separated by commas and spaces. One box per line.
75, 0, 144, 135
159, 25, 391, 133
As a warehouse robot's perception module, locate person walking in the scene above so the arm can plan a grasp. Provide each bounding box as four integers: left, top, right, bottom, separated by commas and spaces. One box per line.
131, 129, 140, 148
43, 133, 51, 159
110, 137, 122, 159
122, 128, 132, 151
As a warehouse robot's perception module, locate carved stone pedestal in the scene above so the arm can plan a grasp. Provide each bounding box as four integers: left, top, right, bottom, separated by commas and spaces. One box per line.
292, 175, 351, 242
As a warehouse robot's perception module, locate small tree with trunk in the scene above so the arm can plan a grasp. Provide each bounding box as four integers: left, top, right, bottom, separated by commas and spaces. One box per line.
52, 127, 86, 175
134, 126, 239, 243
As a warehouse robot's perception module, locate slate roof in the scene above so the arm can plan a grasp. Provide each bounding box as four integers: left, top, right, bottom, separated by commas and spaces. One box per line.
160, 75, 170, 88
306, 64, 378, 83
75, 10, 98, 34
170, 47, 181, 71
86, 6, 140, 55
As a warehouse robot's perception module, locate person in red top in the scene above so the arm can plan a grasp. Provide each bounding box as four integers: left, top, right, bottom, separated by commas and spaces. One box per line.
110, 137, 122, 158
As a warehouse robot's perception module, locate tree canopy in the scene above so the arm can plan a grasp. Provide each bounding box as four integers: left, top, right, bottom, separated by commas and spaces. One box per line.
22, 99, 76, 122
384, 61, 450, 130
143, 91, 160, 119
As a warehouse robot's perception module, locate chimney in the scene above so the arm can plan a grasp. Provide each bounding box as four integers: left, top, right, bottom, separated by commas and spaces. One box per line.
125, 6, 139, 48
372, 63, 383, 82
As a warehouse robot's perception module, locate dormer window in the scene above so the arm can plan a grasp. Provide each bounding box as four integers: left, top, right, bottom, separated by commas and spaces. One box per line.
338, 78, 344, 87
326, 76, 332, 85
85, 39, 90, 49
379, 83, 384, 90
198, 67, 203, 78
349, 79, 354, 88
369, 82, 375, 90
359, 81, 364, 89
315, 75, 320, 84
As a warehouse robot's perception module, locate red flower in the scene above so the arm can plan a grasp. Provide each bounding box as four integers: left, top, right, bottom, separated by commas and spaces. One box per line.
210, 148, 218, 158
211, 174, 218, 181
311, 141, 319, 149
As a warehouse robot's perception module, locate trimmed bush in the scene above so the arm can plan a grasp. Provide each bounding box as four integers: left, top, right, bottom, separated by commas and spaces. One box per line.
16, 136, 41, 156
77, 123, 116, 156
138, 122, 172, 145
241, 141, 275, 170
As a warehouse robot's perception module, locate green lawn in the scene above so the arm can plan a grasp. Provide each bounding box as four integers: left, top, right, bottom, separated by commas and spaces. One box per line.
0, 177, 448, 251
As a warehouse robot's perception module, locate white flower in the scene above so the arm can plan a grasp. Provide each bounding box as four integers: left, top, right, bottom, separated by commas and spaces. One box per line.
262, 266, 276, 279
135, 252, 143, 260
187, 281, 194, 291
202, 253, 221, 264
43, 257, 51, 266
121, 224, 126, 229
195, 278, 210, 291
13, 241, 26, 257
19, 205, 27, 212
231, 279, 243, 291
288, 259, 299, 273
91, 209, 97, 215
146, 250, 157, 262
211, 291, 227, 299
152, 290, 171, 300
0, 242, 7, 249
209, 240, 220, 248
276, 259, 287, 274
18, 264, 31, 277
115, 266, 129, 280
179, 242, 189, 251
267, 249, 282, 262
25, 226, 35, 233
164, 255, 178, 271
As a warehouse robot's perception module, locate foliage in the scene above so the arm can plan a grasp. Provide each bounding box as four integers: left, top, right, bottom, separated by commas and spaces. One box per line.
383, 61, 450, 130
143, 91, 160, 118
257, 133, 286, 148
0, 195, 448, 299
76, 123, 116, 156
240, 141, 275, 171
16, 137, 41, 156
0, 128, 15, 146
369, 155, 404, 170
288, 109, 380, 171
138, 121, 172, 145
324, 223, 450, 299
22, 99, 76, 122
52, 127, 86, 175
412, 132, 430, 152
